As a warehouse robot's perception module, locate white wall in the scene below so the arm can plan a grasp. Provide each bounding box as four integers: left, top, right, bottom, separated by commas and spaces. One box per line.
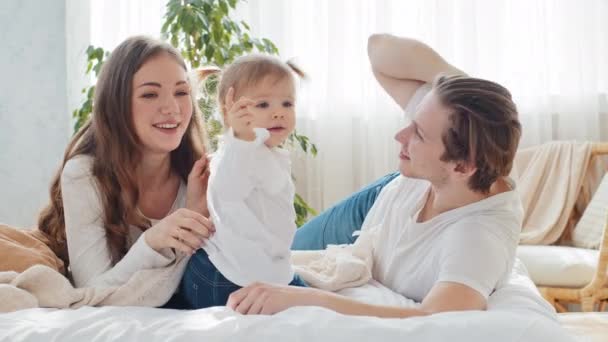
0, 0, 89, 228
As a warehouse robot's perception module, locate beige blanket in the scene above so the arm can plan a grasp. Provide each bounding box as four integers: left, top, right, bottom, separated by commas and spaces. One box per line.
0, 228, 376, 313
511, 141, 592, 245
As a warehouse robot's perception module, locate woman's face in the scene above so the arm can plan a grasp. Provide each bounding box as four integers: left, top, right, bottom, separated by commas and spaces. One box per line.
131, 53, 193, 155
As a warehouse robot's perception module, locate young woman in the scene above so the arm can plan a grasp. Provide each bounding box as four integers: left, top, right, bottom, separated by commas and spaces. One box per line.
38, 36, 214, 296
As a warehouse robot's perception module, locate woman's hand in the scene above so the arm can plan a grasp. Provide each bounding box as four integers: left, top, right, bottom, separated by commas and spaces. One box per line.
227, 282, 323, 315
186, 156, 210, 217
144, 208, 215, 254
224, 87, 256, 141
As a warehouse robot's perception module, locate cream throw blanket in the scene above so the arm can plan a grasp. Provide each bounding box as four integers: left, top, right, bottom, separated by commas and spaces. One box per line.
0, 250, 190, 313
511, 141, 593, 245
0, 228, 377, 313
291, 227, 376, 291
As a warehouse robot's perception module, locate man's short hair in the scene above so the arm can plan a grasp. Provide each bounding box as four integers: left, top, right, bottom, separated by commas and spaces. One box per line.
433, 75, 522, 193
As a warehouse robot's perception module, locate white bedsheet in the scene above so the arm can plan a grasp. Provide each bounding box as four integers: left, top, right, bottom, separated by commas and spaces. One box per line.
0, 304, 572, 342
0, 282, 574, 342
0, 260, 575, 342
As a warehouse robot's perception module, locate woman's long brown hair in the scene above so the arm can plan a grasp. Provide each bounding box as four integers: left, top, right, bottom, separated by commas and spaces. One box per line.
38, 36, 207, 267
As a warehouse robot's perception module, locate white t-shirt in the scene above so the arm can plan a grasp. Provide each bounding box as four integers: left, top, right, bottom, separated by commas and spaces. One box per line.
204, 128, 296, 286
362, 176, 523, 302
62, 155, 186, 288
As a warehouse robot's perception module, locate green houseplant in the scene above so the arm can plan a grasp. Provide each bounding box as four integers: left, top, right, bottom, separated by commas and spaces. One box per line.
73, 0, 317, 226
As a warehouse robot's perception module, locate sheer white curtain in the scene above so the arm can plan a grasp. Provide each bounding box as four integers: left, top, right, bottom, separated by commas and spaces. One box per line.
91, 0, 608, 212
90, 0, 166, 50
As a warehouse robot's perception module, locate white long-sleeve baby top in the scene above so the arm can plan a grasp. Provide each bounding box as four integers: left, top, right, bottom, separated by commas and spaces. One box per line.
204, 128, 296, 286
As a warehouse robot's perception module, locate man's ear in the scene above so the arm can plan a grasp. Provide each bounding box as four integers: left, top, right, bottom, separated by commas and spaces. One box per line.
453, 161, 477, 178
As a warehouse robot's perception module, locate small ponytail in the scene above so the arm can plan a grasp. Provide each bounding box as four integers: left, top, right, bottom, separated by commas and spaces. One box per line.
286, 60, 307, 80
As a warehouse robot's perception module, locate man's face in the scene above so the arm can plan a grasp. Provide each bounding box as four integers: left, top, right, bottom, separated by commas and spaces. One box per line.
394, 91, 455, 186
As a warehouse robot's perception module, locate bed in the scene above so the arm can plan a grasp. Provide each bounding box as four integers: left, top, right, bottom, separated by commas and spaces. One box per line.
0, 257, 601, 341
0, 266, 592, 342
559, 312, 608, 342
0, 305, 584, 342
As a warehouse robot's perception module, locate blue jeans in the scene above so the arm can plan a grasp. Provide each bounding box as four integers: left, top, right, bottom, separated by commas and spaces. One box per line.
179, 249, 307, 309
292, 172, 400, 250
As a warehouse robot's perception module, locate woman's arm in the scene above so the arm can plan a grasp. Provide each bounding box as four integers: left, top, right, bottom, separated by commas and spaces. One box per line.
62, 157, 176, 288
367, 34, 465, 109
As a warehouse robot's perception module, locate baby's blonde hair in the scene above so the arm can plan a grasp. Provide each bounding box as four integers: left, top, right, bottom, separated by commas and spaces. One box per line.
198, 54, 305, 117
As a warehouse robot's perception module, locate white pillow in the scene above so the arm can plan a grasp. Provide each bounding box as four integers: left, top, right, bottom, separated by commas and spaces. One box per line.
338, 258, 557, 322
488, 258, 557, 322
516, 245, 598, 287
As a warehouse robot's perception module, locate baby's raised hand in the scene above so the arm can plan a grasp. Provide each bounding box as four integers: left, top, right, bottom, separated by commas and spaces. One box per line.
225, 87, 256, 141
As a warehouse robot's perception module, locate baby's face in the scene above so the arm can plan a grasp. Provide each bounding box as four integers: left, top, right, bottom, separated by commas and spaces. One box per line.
237, 76, 296, 147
